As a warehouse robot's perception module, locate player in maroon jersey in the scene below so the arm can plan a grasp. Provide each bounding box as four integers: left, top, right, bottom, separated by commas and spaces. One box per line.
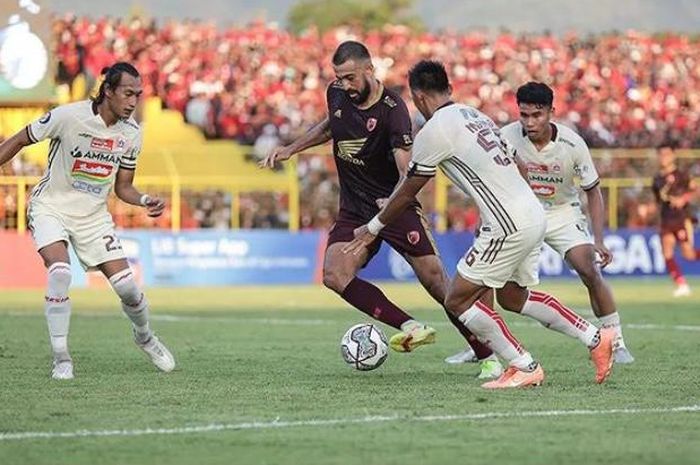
260, 41, 501, 378
652, 145, 699, 297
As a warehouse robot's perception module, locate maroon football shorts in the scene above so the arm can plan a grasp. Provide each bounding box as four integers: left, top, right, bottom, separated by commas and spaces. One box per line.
327, 207, 438, 265
660, 218, 695, 243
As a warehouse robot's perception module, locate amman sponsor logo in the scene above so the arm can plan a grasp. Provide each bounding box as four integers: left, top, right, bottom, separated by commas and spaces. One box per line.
70, 146, 120, 164
530, 174, 564, 183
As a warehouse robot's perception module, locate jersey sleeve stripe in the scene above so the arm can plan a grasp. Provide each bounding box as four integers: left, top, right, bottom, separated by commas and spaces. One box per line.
581, 178, 600, 191
408, 162, 437, 177
118, 165, 136, 171
26, 125, 38, 143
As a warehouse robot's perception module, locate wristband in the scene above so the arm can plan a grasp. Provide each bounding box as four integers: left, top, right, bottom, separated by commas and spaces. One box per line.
140, 194, 151, 206
367, 215, 385, 235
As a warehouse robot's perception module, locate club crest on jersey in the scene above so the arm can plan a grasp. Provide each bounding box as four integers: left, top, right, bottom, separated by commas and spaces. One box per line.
116, 138, 126, 149
334, 109, 342, 119
91, 137, 114, 151
407, 230, 421, 245
39, 112, 51, 124
366, 117, 377, 132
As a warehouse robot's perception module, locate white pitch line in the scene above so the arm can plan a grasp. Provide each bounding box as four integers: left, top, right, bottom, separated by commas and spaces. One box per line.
5, 312, 700, 332
1, 405, 698, 442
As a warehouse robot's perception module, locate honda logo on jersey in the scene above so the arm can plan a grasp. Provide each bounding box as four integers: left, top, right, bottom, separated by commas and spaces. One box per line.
366, 118, 377, 132
91, 137, 114, 151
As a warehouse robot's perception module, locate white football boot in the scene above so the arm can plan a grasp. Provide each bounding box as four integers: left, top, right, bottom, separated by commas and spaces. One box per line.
51, 359, 74, 380
136, 335, 176, 372
673, 284, 691, 298
444, 347, 478, 364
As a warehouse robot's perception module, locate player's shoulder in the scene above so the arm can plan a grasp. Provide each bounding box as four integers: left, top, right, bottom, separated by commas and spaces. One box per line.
380, 87, 406, 111
50, 100, 92, 120
119, 115, 141, 135
500, 121, 523, 138
326, 80, 345, 96
554, 122, 587, 150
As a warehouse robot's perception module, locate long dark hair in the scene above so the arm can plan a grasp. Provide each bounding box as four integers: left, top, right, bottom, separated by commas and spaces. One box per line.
92, 62, 140, 104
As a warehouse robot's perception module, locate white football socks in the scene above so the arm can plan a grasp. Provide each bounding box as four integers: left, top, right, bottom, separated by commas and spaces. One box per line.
45, 262, 72, 361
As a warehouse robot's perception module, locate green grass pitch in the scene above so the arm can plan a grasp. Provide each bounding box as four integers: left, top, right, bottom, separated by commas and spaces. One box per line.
1, 278, 699, 465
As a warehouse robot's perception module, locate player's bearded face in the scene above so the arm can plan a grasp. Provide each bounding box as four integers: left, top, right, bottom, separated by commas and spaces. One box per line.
347, 76, 372, 104
334, 60, 373, 105
519, 103, 552, 140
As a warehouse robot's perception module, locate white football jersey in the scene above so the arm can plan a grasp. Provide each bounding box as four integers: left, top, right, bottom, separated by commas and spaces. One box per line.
501, 121, 599, 211
409, 103, 543, 235
27, 100, 141, 217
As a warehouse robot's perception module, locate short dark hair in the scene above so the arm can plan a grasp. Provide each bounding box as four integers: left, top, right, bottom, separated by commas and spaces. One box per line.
92, 62, 140, 104
516, 82, 554, 107
332, 41, 371, 66
408, 60, 450, 93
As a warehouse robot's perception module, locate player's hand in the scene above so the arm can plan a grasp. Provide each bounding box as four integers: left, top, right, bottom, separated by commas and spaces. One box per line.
375, 198, 388, 209
258, 146, 293, 169
594, 241, 613, 268
144, 195, 166, 218
669, 196, 686, 208
341, 225, 376, 256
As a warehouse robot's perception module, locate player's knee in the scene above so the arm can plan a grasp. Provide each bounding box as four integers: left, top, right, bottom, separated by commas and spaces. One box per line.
495, 293, 516, 312
47, 262, 72, 295
322, 268, 350, 293
496, 289, 526, 312
681, 249, 696, 260
108, 269, 145, 308
578, 266, 602, 289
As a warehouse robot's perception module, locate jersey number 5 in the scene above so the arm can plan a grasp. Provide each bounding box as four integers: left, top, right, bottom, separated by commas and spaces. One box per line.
475, 128, 512, 166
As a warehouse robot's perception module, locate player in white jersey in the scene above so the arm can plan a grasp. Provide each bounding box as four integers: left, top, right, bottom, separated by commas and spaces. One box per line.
0, 63, 175, 379
344, 60, 614, 388
508, 82, 633, 363
446, 82, 634, 365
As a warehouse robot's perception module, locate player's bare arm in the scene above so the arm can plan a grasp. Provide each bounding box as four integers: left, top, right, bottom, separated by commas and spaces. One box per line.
669, 179, 697, 208
259, 117, 331, 169
343, 174, 430, 256
585, 183, 612, 267
376, 147, 411, 209
0, 128, 33, 166
114, 167, 165, 217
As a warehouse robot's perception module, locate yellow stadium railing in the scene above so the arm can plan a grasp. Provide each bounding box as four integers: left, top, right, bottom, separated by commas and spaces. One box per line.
0, 162, 300, 234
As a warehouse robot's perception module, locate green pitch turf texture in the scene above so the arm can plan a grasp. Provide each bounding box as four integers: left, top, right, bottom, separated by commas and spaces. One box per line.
1, 278, 699, 465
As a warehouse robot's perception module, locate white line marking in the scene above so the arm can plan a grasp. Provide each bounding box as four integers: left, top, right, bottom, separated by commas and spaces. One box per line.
1, 405, 698, 442
5, 312, 700, 332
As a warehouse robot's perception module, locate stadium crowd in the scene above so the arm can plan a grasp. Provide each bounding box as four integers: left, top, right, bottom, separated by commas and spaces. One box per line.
54, 15, 700, 149
5, 16, 698, 231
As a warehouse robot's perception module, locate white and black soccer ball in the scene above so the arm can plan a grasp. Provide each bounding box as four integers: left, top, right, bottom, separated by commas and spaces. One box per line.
340, 323, 388, 371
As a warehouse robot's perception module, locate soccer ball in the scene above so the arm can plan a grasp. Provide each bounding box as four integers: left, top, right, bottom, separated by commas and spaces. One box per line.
340, 323, 388, 371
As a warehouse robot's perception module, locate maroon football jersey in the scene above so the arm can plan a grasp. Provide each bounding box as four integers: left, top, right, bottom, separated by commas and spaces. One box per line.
652, 168, 693, 225
326, 82, 415, 220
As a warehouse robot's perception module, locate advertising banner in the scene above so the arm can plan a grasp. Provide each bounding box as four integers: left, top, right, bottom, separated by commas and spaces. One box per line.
1, 229, 698, 288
